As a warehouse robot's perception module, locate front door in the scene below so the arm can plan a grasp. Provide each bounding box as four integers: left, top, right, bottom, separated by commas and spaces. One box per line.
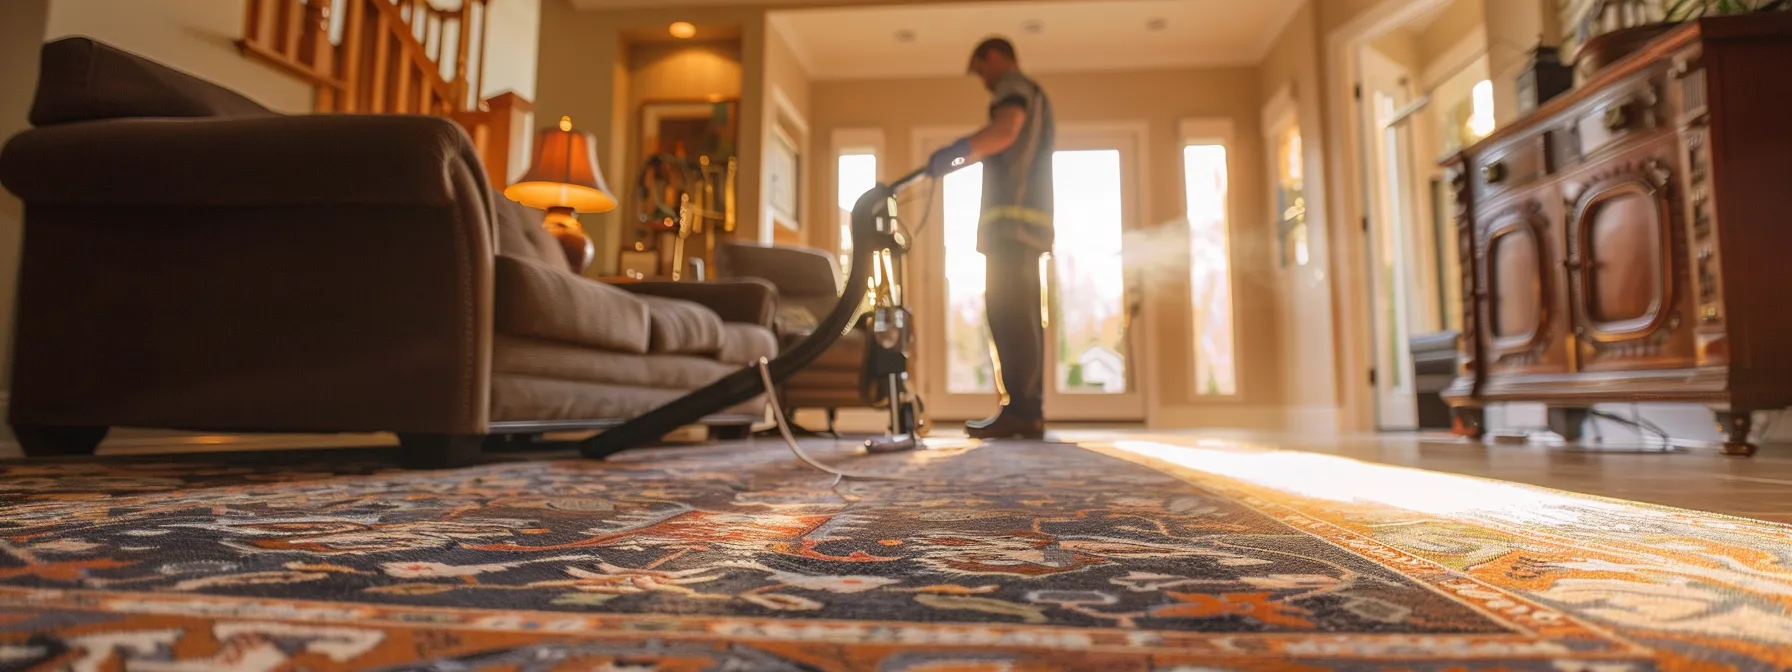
913, 128, 1147, 422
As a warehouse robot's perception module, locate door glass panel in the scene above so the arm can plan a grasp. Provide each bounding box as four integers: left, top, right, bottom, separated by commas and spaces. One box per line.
1051, 150, 1129, 394
1184, 143, 1236, 396
836, 153, 877, 273
943, 164, 995, 394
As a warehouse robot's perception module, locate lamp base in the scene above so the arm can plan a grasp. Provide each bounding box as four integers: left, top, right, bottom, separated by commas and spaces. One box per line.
543, 207, 595, 273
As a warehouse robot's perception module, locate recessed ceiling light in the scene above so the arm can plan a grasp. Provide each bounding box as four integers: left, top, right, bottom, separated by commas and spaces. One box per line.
1022, 20, 1043, 34
895, 29, 916, 42
669, 22, 697, 39
1146, 18, 1168, 31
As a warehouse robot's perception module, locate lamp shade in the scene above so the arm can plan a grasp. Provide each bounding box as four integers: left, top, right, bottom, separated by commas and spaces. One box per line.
504, 117, 617, 213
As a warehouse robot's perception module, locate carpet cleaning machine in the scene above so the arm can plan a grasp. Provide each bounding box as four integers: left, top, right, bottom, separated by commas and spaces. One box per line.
580, 167, 934, 459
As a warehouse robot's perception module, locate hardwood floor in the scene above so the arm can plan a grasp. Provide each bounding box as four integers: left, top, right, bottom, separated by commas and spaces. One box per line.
1057, 429, 1792, 524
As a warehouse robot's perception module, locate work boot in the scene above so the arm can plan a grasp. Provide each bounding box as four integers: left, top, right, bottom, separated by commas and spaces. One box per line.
965, 411, 1045, 440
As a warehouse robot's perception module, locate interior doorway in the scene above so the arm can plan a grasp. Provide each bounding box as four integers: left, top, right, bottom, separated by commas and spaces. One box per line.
1360, 47, 1422, 430
1333, 0, 1494, 431
912, 127, 1147, 422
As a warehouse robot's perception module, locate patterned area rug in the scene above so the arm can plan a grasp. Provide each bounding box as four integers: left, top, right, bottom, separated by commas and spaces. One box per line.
1, 438, 1789, 670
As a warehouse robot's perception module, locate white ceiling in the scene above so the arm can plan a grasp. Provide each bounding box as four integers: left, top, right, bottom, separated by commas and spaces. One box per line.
771, 0, 1304, 80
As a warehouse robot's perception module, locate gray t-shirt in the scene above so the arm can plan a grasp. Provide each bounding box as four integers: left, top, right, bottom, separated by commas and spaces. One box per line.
979, 70, 1055, 254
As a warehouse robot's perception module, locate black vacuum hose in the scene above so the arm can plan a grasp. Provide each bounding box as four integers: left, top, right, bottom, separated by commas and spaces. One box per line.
580, 167, 930, 458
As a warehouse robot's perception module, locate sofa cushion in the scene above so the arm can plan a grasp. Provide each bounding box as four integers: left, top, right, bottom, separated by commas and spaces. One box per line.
718, 323, 778, 366
30, 37, 275, 126
494, 335, 740, 390
494, 254, 648, 354
493, 198, 571, 272
491, 375, 763, 423
636, 294, 725, 356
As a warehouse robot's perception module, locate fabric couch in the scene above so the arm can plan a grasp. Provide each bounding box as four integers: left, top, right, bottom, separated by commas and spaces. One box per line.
0, 37, 777, 466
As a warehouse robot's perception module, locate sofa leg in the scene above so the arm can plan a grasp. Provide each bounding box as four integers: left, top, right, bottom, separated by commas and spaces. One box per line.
395, 434, 486, 469
13, 425, 109, 458
708, 423, 753, 442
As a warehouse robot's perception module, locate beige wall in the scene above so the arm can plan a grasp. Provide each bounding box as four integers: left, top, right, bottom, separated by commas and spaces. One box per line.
483, 0, 543, 101
1419, 0, 1486, 67
1258, 0, 1345, 426
811, 66, 1286, 425
44, 0, 312, 112
1369, 27, 1422, 72
763, 19, 811, 244
536, 1, 767, 277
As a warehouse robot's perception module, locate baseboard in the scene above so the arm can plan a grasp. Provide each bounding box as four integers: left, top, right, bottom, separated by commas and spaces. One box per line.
1150, 406, 1295, 431
1284, 406, 1344, 433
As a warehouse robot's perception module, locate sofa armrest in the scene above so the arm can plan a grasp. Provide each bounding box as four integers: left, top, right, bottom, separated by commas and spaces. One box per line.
720, 241, 842, 299
621, 278, 777, 328
3, 115, 499, 436
0, 115, 492, 209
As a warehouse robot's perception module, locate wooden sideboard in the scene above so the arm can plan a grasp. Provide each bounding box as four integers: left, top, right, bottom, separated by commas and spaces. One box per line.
1441, 15, 1792, 455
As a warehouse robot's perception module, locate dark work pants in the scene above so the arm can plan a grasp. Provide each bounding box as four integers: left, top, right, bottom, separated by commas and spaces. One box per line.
984, 245, 1045, 419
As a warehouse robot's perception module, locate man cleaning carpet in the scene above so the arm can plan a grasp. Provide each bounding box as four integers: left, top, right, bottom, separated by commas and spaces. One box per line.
2, 437, 1789, 670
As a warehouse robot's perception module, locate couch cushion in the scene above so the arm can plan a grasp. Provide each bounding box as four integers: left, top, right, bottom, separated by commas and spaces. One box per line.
494, 254, 648, 354
636, 294, 725, 356
494, 335, 739, 390
30, 37, 275, 126
491, 375, 763, 423
493, 198, 571, 272
718, 323, 778, 366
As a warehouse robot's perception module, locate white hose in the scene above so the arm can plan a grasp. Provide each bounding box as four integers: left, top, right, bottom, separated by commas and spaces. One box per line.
756, 357, 905, 484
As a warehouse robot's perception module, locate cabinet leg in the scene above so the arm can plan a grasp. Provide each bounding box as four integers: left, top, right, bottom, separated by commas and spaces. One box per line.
1713, 409, 1757, 457
1450, 406, 1487, 440
1548, 407, 1592, 442
395, 434, 486, 469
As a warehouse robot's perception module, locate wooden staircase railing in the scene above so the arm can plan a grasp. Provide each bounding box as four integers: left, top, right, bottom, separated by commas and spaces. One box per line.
239, 0, 529, 187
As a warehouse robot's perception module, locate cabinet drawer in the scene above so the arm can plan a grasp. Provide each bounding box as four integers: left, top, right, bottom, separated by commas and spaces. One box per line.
1568, 70, 1666, 162
1471, 133, 1550, 205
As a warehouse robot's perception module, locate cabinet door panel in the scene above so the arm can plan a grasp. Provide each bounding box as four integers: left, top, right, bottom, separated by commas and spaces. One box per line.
1476, 196, 1567, 375
1585, 190, 1664, 323
1565, 144, 1697, 371
1490, 227, 1543, 339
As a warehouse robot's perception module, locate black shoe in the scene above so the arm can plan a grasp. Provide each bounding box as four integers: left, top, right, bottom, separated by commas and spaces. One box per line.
965, 412, 1045, 440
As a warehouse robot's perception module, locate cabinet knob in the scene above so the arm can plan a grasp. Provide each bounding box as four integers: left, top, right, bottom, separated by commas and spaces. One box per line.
1481, 162, 1508, 184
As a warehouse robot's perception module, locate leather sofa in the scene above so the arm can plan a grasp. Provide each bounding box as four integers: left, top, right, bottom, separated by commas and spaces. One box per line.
0, 37, 777, 466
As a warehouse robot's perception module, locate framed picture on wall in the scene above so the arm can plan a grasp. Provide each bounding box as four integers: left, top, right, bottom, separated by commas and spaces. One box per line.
640, 99, 739, 162
768, 127, 801, 234
1262, 84, 1308, 268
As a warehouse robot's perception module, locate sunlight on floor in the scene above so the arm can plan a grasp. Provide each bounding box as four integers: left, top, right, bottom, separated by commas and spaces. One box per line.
1104, 439, 1645, 524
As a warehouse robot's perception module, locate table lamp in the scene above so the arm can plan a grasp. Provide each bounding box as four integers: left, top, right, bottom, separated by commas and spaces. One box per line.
504, 116, 617, 273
